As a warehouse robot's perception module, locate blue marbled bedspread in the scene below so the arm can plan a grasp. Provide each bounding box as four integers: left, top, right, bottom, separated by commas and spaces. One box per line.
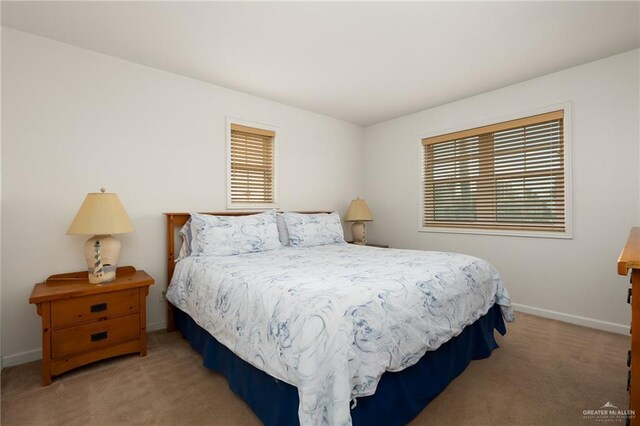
166, 243, 513, 425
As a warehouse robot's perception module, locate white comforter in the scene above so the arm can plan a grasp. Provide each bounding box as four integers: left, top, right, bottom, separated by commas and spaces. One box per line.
166, 243, 513, 425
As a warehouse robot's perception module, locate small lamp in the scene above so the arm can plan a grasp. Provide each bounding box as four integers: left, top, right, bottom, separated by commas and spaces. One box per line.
344, 198, 373, 245
67, 188, 134, 284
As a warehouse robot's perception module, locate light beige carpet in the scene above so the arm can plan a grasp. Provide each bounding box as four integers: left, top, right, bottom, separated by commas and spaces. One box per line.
1, 312, 629, 426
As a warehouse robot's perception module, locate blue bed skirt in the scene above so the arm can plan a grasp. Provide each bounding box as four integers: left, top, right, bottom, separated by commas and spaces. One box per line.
174, 304, 506, 426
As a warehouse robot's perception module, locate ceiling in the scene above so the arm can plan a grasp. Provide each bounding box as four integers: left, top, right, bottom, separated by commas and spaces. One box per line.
2, 1, 639, 126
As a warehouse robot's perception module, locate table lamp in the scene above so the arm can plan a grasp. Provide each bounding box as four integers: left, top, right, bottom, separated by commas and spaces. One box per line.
66, 188, 134, 283
344, 198, 373, 245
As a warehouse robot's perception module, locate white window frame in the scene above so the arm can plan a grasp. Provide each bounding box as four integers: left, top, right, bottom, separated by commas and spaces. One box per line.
418, 102, 573, 239
226, 117, 278, 210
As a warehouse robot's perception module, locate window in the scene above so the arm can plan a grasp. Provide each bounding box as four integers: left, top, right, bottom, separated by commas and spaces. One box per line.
421, 109, 569, 236
228, 122, 275, 208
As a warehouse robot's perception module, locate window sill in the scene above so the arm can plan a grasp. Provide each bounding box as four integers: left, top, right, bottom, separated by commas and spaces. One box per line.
226, 204, 278, 210
419, 226, 572, 239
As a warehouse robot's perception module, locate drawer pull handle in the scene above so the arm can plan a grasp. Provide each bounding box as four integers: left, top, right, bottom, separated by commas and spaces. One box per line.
91, 303, 107, 313
91, 331, 108, 342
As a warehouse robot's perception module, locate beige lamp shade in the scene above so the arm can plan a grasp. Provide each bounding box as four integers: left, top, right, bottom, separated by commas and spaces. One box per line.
344, 198, 373, 222
67, 189, 133, 284
67, 191, 134, 235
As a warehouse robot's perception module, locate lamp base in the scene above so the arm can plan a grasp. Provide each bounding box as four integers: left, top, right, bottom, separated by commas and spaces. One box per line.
351, 221, 367, 245
84, 235, 120, 284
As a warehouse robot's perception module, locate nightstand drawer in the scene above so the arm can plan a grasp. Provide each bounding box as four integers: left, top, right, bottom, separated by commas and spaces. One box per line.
51, 289, 139, 327
52, 314, 140, 358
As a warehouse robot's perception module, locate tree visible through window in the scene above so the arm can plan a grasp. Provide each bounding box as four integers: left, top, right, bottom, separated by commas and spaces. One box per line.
422, 110, 566, 233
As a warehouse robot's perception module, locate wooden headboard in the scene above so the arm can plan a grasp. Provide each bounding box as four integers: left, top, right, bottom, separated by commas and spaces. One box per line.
163, 211, 331, 330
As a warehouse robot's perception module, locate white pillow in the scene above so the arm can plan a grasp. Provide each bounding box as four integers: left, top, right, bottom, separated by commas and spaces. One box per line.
176, 218, 196, 262
284, 212, 345, 247
276, 213, 290, 246
190, 211, 281, 256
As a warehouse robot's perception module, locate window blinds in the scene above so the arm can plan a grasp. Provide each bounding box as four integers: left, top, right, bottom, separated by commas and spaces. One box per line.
230, 123, 275, 204
422, 110, 565, 232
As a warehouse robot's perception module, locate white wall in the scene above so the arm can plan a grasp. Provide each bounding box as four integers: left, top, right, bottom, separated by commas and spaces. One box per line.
0, 25, 3, 369
0, 28, 365, 366
2, 27, 638, 368
364, 50, 640, 333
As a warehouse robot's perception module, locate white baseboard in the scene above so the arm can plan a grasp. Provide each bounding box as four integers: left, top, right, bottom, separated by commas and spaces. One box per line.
1, 348, 42, 368
1, 320, 168, 368
147, 320, 166, 333
512, 303, 628, 335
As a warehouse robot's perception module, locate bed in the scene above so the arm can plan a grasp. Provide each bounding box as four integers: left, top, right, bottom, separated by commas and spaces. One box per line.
164, 211, 513, 426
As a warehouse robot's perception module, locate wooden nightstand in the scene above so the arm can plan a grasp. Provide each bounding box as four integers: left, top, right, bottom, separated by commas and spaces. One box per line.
29, 266, 154, 386
347, 242, 389, 248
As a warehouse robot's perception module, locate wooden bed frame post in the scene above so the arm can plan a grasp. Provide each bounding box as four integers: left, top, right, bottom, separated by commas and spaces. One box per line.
166, 213, 177, 332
